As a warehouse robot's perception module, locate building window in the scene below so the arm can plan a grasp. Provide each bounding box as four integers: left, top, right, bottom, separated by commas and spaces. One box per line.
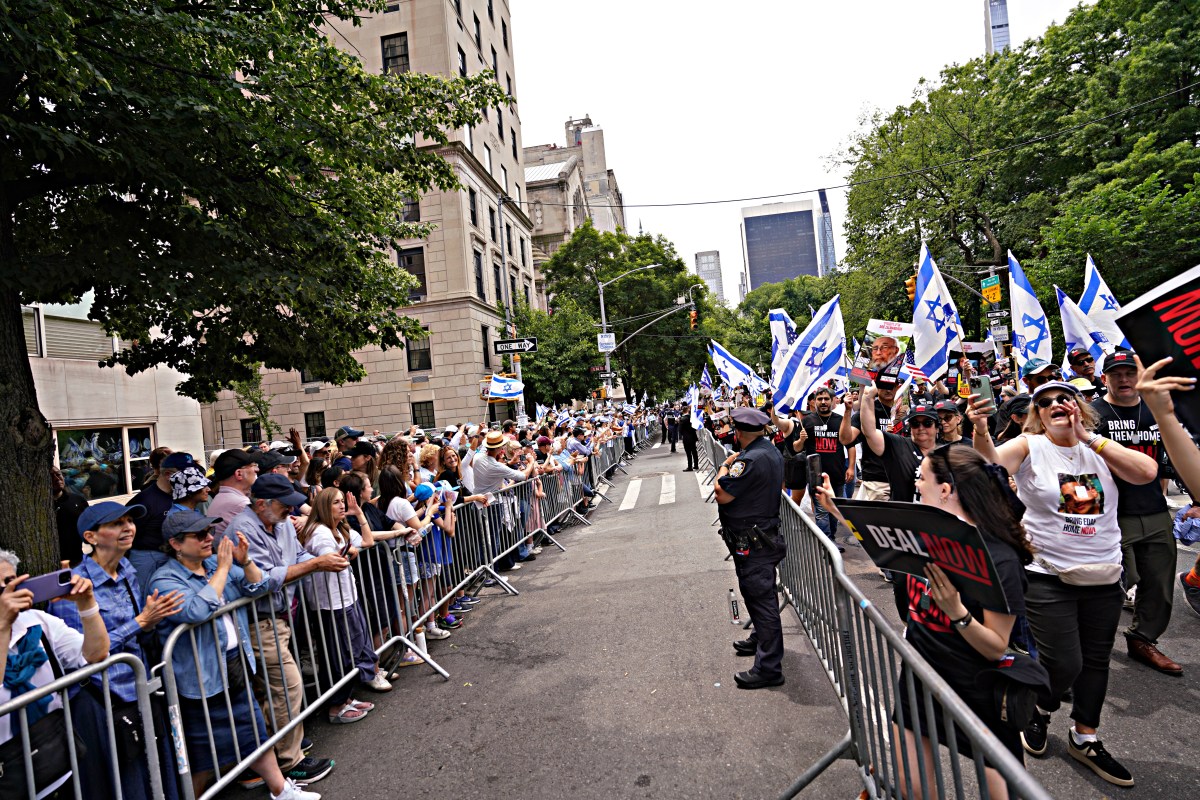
465, 125, 473, 151
381, 33, 410, 74
21, 307, 41, 356
484, 144, 492, 174
488, 207, 497, 241
481, 324, 491, 369
299, 368, 319, 385
505, 223, 512, 255
468, 188, 478, 226
501, 165, 508, 192
487, 0, 494, 23
524, 282, 531, 306
510, 131, 517, 160
497, 106, 503, 139
304, 411, 327, 440
401, 195, 420, 222
491, 47, 498, 77
407, 329, 432, 372
474, 250, 486, 299
42, 314, 116, 361
396, 247, 427, 299
473, 14, 480, 48
493, 262, 503, 306
412, 401, 436, 431
502, 20, 508, 50
57, 425, 153, 499
454, 0, 461, 16
458, 46, 467, 77
506, 73, 512, 97
520, 236, 527, 267
510, 274, 518, 308
513, 184, 520, 205
240, 419, 262, 448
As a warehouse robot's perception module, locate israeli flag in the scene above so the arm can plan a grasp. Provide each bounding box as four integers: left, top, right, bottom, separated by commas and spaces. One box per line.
641, 389, 648, 405
1008, 251, 1053, 368
1056, 286, 1114, 375
487, 374, 524, 400
700, 365, 713, 390
709, 341, 769, 396
773, 295, 846, 414
535, 403, 550, 421
852, 336, 862, 360
1078, 255, 1130, 350
911, 243, 964, 382
769, 308, 799, 381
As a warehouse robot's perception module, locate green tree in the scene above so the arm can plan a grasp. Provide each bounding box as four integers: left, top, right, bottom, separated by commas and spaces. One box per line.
1, 0, 506, 570
510, 298, 598, 407
232, 368, 281, 444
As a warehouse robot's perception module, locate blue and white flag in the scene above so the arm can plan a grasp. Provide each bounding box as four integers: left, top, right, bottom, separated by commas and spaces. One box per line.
1078, 255, 1130, 350
709, 341, 769, 396
773, 295, 846, 414
641, 390, 648, 405
768, 308, 799, 382
535, 403, 550, 421
1056, 286, 1114, 375
700, 365, 713, 390
1008, 251, 1053, 368
852, 336, 862, 360
487, 374, 524, 400
808, 304, 816, 319
911, 244, 964, 382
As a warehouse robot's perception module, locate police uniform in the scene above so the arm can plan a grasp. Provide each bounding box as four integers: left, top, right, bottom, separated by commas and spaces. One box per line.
717, 407, 787, 689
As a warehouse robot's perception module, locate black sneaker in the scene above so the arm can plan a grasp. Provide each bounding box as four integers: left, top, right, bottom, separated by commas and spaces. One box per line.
1021, 711, 1050, 757
285, 757, 334, 785
1068, 734, 1134, 786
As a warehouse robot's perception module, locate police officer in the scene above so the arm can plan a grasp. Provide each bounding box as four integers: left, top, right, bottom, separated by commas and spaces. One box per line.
713, 406, 787, 689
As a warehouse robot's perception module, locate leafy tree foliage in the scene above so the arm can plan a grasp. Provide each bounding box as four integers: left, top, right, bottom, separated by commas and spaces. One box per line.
0, 0, 506, 569
510, 298, 599, 408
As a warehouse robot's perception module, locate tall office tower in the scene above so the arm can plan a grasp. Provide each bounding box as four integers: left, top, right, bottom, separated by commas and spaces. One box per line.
816, 189, 837, 276
740, 200, 821, 290
985, 0, 1010, 54
694, 251, 725, 303
202, 0, 540, 444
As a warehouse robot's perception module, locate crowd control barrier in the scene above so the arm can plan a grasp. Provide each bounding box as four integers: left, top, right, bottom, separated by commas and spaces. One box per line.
697, 429, 1052, 800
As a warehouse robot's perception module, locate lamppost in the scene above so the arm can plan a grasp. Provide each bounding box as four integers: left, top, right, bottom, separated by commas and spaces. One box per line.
596, 263, 663, 397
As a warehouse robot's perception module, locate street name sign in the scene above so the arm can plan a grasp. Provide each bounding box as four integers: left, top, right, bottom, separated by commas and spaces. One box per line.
597, 333, 616, 353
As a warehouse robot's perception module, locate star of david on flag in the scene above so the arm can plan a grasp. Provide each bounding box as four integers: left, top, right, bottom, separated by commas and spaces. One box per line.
1007, 251, 1052, 367
773, 295, 846, 414
1077, 255, 1129, 350
910, 243, 963, 382
1056, 286, 1114, 376
700, 365, 713, 390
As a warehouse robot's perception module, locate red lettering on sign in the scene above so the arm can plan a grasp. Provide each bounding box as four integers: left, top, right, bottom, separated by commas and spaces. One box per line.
919, 531, 993, 586
1156, 289, 1200, 364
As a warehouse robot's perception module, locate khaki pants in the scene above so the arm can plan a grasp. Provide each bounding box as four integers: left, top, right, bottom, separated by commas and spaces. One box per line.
251, 617, 305, 770
855, 480, 891, 501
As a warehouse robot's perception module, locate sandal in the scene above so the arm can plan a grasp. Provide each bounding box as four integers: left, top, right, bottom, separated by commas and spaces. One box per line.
388, 651, 425, 679
349, 699, 375, 712
328, 705, 368, 724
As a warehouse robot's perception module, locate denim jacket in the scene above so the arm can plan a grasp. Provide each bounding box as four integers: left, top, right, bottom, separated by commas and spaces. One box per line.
148, 556, 269, 699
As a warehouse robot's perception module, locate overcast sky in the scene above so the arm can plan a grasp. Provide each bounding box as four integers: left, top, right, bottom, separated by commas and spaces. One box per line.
513, 0, 1090, 302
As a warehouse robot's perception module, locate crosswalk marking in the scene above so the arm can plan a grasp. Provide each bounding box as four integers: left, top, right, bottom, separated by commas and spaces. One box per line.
651, 442, 662, 449
659, 474, 676, 505
619, 479, 642, 511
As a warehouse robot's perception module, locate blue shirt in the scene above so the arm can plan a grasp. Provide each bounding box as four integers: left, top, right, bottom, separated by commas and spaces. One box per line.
51, 556, 146, 702
225, 506, 307, 615
567, 438, 593, 457
1175, 505, 1200, 545
148, 557, 269, 700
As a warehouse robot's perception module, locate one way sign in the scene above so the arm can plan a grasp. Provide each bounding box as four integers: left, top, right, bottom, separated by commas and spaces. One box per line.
493, 337, 538, 355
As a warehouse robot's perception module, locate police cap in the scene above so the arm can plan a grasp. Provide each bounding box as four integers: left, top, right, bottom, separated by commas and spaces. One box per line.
730, 407, 769, 431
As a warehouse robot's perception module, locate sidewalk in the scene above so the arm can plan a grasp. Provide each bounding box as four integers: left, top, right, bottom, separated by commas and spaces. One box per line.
304, 445, 861, 799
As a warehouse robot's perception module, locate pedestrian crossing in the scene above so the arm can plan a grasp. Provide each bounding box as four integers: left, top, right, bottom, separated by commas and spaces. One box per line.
611, 470, 708, 511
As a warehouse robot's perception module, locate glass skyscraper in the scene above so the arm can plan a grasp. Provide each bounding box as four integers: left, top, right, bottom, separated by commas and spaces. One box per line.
740, 201, 821, 290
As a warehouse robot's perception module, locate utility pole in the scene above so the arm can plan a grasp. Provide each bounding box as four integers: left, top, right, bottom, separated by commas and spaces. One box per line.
496, 193, 527, 423
595, 262, 663, 399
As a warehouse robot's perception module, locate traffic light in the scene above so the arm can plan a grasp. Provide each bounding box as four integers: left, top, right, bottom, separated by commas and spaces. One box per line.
689, 310, 698, 330
905, 274, 918, 304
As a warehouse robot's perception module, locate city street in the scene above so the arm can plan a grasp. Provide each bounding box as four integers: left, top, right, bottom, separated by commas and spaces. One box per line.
229, 446, 1200, 800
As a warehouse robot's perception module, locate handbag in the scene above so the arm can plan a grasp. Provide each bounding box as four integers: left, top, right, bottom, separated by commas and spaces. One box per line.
81, 682, 144, 760
1036, 557, 1122, 586
975, 653, 1051, 732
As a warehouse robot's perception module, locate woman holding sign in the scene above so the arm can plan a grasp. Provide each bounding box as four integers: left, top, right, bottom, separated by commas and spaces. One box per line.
816, 445, 1037, 799
969, 380, 1158, 787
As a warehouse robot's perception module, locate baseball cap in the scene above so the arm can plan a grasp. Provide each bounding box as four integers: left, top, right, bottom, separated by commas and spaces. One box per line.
1101, 349, 1137, 374
267, 440, 291, 451
347, 441, 377, 458
466, 425, 481, 437
1030, 381, 1082, 402
1067, 347, 1093, 366
250, 474, 308, 506
1019, 358, 1058, 379
411, 482, 435, 503
335, 425, 364, 441
536, 436, 552, 446
160, 452, 195, 471
163, 510, 222, 539
77, 502, 146, 538
257, 451, 296, 472
1068, 377, 1098, 395
904, 404, 939, 424
933, 400, 961, 415
211, 449, 256, 482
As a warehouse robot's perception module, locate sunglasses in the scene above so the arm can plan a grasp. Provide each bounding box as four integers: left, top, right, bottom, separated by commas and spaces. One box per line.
1071, 356, 1094, 365
182, 528, 215, 540
909, 418, 936, 429
1035, 394, 1074, 409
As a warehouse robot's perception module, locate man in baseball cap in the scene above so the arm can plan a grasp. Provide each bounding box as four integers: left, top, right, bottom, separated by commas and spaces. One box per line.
332, 425, 363, 471
1020, 358, 1061, 392
206, 449, 259, 542
1068, 347, 1105, 393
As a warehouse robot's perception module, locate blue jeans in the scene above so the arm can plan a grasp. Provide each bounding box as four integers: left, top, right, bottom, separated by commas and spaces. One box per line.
127, 548, 169, 598
814, 487, 842, 541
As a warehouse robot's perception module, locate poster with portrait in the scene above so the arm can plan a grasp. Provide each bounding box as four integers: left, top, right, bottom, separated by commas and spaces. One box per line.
853, 320, 915, 376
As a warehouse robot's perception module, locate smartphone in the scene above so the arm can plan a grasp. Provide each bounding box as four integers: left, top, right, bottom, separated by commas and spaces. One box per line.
340, 538, 353, 557
806, 453, 823, 491
970, 375, 996, 412
23, 569, 73, 604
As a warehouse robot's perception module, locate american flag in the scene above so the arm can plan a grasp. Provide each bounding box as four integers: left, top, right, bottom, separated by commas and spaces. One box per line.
904, 348, 927, 381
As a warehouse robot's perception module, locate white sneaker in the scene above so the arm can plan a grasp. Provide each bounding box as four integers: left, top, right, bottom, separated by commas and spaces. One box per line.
365, 671, 392, 692
272, 778, 321, 800
510, 562, 522, 570
1124, 586, 1137, 610
531, 546, 544, 555
424, 622, 451, 640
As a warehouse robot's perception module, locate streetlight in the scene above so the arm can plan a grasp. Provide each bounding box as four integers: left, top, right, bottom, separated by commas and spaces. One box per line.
596, 263, 663, 397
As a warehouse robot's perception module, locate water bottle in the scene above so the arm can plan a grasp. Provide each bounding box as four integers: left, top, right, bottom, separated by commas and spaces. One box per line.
729, 588, 741, 625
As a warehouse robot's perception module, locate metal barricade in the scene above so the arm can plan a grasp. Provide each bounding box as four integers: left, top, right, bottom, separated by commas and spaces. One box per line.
0, 652, 164, 800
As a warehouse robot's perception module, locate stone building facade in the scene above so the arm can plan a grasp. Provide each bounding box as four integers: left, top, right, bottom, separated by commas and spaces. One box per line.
202, 0, 539, 446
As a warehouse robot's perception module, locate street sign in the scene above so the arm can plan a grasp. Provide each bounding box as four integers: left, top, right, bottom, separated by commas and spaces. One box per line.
493, 337, 537, 355
981, 274, 1002, 304
597, 333, 616, 353
986, 309, 1010, 320
991, 325, 1009, 342
589, 365, 605, 373
597, 371, 617, 380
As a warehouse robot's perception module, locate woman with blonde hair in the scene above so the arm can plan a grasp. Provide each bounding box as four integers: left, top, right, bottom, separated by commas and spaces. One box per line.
416, 443, 441, 484
299, 487, 389, 724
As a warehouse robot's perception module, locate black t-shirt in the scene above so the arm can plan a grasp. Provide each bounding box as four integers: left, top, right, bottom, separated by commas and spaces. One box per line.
850, 400, 895, 483
904, 531, 1027, 691
347, 501, 391, 535
128, 482, 175, 551
55, 488, 89, 566
803, 412, 847, 486
877, 432, 925, 502
1091, 398, 1168, 515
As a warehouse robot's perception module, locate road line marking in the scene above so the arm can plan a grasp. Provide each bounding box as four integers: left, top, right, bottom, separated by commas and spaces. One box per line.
619, 479, 642, 511
651, 442, 662, 449
660, 474, 676, 505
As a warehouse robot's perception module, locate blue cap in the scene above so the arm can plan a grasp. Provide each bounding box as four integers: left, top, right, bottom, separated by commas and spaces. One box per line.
250, 473, 308, 506
161, 452, 195, 471
1019, 358, 1057, 379
411, 482, 435, 503
163, 509, 223, 538
77, 502, 145, 539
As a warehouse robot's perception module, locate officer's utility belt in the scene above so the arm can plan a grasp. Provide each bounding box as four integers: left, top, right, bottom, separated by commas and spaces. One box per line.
719, 523, 779, 551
